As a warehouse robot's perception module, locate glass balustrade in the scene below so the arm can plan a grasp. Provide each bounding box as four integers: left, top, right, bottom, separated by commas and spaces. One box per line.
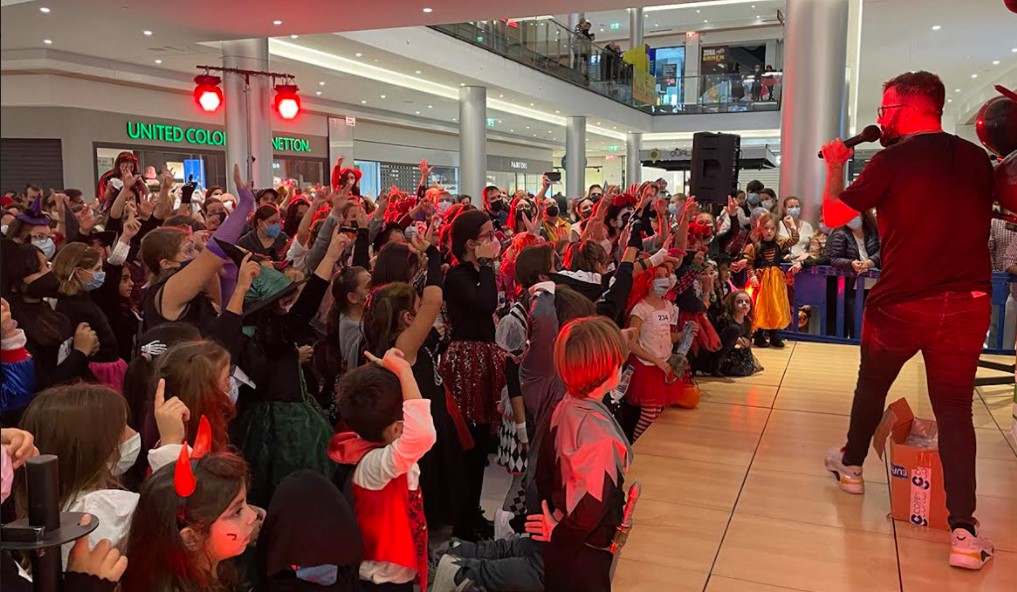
432, 19, 782, 115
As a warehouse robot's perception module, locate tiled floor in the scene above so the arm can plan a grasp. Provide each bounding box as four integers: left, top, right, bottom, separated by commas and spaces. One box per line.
607, 341, 1017, 592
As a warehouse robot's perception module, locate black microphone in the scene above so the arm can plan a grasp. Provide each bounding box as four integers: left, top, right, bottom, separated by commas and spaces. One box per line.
817, 125, 882, 158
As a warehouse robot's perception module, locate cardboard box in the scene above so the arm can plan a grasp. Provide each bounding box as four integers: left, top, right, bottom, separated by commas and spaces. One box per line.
872, 398, 949, 530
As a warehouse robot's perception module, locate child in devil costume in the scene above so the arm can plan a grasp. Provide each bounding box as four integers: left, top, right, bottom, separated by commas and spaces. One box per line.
329, 347, 436, 592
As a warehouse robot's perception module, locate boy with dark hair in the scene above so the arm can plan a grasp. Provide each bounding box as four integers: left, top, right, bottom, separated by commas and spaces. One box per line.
328, 348, 436, 591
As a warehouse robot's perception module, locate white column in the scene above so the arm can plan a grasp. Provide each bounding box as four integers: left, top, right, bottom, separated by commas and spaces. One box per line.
629, 8, 644, 49
683, 31, 701, 108
222, 38, 273, 191
626, 132, 642, 186
565, 116, 587, 198
778, 0, 850, 225
459, 86, 487, 205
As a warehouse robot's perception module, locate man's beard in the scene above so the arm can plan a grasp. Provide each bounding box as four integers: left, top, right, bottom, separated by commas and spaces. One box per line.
879, 114, 902, 147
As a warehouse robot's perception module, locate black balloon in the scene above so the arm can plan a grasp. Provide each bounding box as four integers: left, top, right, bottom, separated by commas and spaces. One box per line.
975, 96, 1017, 157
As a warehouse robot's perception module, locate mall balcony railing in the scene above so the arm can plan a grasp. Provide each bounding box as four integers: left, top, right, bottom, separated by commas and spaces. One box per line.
780, 265, 1016, 357
431, 18, 782, 115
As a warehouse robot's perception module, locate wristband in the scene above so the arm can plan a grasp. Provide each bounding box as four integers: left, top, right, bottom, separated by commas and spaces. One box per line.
515, 422, 529, 444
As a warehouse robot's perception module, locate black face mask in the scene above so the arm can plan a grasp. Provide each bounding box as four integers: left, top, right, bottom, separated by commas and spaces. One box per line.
546, 205, 559, 218
489, 200, 504, 213
23, 271, 61, 299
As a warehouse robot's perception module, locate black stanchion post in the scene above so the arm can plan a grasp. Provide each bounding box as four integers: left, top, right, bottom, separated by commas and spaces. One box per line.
27, 455, 62, 592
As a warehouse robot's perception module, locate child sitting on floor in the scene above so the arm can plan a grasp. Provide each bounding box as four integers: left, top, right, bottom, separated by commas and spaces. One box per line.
328, 348, 437, 592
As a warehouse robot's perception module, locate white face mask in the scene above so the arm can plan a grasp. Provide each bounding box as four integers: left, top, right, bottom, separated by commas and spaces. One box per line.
0, 224, 8, 236
110, 432, 141, 476
599, 238, 613, 256
228, 376, 240, 404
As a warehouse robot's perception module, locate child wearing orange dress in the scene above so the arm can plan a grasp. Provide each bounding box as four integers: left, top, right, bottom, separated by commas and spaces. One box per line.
741, 212, 801, 348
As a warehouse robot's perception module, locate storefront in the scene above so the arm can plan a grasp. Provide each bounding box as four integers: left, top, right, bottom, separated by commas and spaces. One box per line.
347, 154, 553, 200
97, 118, 328, 190
485, 155, 553, 195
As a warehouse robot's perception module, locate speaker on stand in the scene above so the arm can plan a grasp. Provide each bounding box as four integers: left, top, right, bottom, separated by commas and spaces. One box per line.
690, 132, 741, 214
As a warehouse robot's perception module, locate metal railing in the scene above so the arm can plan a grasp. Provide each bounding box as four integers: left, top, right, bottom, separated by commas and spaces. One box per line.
781, 266, 1016, 355
431, 19, 782, 115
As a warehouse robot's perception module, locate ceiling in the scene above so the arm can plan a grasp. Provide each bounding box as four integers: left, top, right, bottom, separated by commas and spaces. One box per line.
2, 0, 1015, 156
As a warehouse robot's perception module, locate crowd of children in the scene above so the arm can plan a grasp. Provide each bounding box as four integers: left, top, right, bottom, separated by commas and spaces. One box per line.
1, 156, 830, 591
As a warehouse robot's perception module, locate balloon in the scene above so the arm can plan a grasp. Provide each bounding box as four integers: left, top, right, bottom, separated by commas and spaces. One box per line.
1005, 0, 1017, 14
975, 96, 1017, 157
994, 150, 1017, 209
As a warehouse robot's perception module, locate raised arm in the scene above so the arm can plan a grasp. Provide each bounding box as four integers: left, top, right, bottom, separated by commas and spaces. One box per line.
395, 243, 443, 364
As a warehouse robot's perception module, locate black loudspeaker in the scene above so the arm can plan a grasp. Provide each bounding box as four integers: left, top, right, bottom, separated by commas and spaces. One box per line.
690, 132, 740, 208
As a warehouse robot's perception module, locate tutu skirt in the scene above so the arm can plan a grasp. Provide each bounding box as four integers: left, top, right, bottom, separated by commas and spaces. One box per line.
625, 355, 700, 408
754, 266, 792, 330
89, 359, 128, 393
439, 340, 506, 424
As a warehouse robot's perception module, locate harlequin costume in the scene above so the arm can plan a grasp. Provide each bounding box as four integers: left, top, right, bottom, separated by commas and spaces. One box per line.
743, 229, 798, 331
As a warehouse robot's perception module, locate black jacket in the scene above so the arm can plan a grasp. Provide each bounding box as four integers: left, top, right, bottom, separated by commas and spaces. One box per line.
824, 227, 881, 271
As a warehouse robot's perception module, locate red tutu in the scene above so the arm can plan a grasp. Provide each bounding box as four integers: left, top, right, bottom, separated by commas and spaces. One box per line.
89, 359, 128, 393
625, 355, 700, 409
439, 340, 506, 424
679, 311, 721, 354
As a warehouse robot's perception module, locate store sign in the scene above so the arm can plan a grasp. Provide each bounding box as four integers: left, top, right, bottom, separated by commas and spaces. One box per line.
126, 121, 312, 152
509, 161, 528, 170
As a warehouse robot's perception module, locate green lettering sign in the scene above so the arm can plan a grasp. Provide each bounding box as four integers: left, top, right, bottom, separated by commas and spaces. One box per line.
126, 122, 312, 152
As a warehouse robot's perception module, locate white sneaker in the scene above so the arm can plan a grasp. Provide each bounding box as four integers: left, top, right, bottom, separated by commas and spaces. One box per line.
494, 508, 516, 540
824, 447, 864, 494
950, 527, 994, 570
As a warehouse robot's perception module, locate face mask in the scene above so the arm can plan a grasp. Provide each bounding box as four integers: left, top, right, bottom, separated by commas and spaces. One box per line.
110, 432, 141, 476
437, 200, 452, 215
223, 201, 235, 213
787, 207, 801, 219
296, 565, 339, 586
83, 269, 106, 291
546, 205, 559, 218
489, 200, 504, 213
24, 271, 61, 299
33, 237, 56, 259
228, 376, 240, 404
1, 446, 12, 504
599, 238, 614, 255
846, 216, 863, 230
747, 193, 760, 206
616, 210, 632, 228
579, 208, 593, 219
652, 277, 672, 297
761, 199, 775, 210
667, 203, 679, 216
264, 223, 282, 238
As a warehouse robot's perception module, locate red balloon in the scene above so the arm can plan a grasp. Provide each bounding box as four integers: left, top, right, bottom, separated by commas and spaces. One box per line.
1005, 0, 1017, 14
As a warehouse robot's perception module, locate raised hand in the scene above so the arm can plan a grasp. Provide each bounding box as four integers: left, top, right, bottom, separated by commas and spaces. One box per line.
419, 159, 432, 178
233, 163, 250, 192
153, 378, 191, 445
160, 167, 175, 192
726, 195, 739, 216
236, 253, 262, 292
121, 216, 142, 242
364, 347, 412, 377
541, 174, 551, 190
521, 210, 539, 236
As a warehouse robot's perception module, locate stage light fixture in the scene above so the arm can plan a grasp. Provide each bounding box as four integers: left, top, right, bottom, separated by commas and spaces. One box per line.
194, 74, 223, 112
274, 83, 301, 119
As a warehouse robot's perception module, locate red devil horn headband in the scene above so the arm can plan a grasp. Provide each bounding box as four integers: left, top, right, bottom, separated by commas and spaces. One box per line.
172, 415, 212, 499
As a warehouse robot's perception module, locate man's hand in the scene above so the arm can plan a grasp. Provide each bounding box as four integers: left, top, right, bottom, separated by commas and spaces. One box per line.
820, 138, 853, 167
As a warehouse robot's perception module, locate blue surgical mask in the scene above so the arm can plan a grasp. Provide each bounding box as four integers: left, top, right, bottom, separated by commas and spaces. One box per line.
652, 277, 672, 297
264, 223, 282, 238
747, 192, 761, 206
33, 237, 56, 259
83, 269, 106, 291
787, 207, 801, 219
846, 216, 863, 230
667, 203, 679, 216
761, 199, 775, 210
437, 200, 452, 215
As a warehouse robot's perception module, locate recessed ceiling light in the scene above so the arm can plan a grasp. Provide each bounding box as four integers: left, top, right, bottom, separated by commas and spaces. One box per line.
992, 60, 1000, 65
510, 129, 514, 132
43, 39, 52, 45
460, 82, 466, 87
427, 104, 433, 108
361, 99, 367, 104
955, 88, 961, 92
596, 121, 601, 125
143, 30, 153, 36
654, 23, 659, 26
947, 98, 953, 103
415, 110, 421, 114
316, 91, 322, 96
696, 9, 701, 13
318, 81, 326, 86
498, 94, 504, 98
423, 7, 433, 13
525, 126, 530, 129
154, 59, 162, 64
971, 73, 978, 79
415, 70, 421, 74
704, 20, 709, 23
273, 20, 283, 26
40, 7, 51, 13
380, 94, 386, 99
547, 130, 552, 134
355, 52, 363, 57
1012, 47, 1017, 53
931, 25, 941, 31
529, 102, 534, 106
290, 34, 299, 39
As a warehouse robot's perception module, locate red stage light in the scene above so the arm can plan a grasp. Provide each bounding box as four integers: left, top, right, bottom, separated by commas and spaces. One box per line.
193, 74, 223, 113
274, 83, 301, 120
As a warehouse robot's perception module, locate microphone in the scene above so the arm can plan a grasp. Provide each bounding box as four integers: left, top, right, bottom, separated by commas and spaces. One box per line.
817, 125, 882, 158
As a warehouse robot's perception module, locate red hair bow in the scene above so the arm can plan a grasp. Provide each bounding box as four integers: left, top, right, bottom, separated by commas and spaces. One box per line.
612, 192, 637, 208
